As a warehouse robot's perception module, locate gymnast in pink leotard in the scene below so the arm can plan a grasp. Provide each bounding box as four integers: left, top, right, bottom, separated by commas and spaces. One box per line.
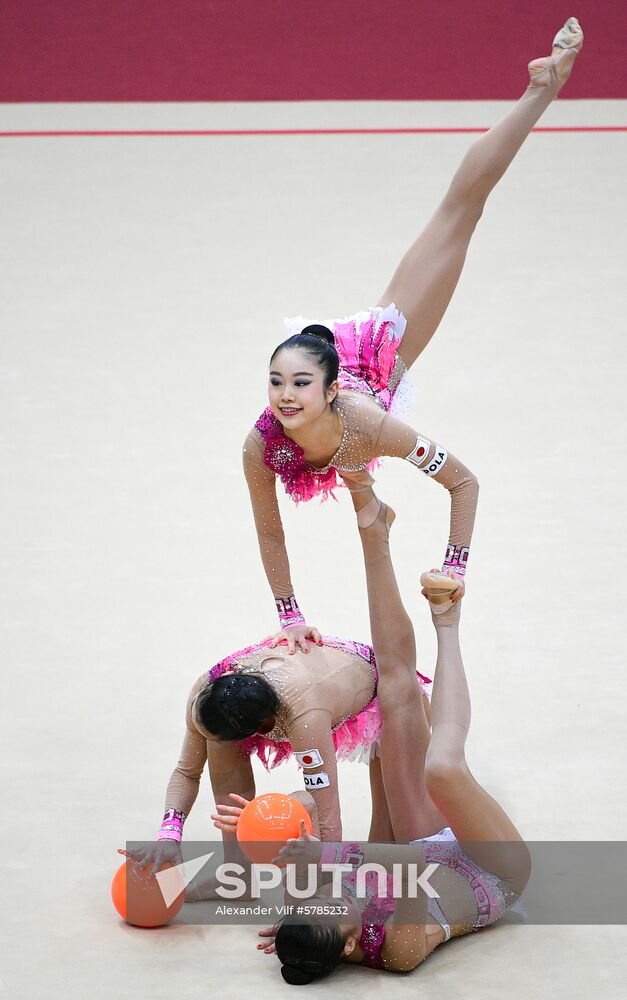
217, 327, 558, 978
243, 17, 583, 653
120, 628, 432, 893
216, 475, 531, 979
241, 476, 532, 981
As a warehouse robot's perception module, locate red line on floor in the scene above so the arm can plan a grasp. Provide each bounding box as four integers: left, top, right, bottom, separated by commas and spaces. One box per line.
0, 126, 625, 138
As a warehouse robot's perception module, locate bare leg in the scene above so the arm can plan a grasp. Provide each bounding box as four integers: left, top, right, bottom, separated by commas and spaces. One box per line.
377, 21, 583, 369
368, 753, 395, 842
349, 485, 445, 840
424, 603, 530, 893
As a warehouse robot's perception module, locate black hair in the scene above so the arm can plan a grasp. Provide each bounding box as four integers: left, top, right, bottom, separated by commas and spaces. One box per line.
275, 917, 346, 985
270, 324, 339, 392
195, 673, 280, 741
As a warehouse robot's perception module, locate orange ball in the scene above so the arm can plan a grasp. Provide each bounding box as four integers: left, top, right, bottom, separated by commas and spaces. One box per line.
236, 793, 313, 864
111, 860, 185, 927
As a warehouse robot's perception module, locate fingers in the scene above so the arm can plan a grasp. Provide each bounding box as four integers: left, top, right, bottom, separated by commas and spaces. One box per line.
271, 626, 323, 654
450, 575, 465, 604
273, 841, 297, 863
310, 627, 323, 647
211, 813, 238, 825
213, 813, 240, 831
228, 793, 251, 806
258, 926, 277, 937
124, 849, 148, 864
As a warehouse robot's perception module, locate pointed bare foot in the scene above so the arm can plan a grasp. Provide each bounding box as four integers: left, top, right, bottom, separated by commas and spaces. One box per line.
528, 16, 583, 94
420, 569, 463, 627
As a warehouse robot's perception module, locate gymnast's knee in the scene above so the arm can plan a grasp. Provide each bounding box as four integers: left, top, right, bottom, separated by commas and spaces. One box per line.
376, 672, 424, 718
424, 754, 468, 799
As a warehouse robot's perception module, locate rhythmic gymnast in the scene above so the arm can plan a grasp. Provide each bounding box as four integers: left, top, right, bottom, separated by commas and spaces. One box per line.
118, 629, 431, 891
243, 19, 583, 651
216, 485, 531, 981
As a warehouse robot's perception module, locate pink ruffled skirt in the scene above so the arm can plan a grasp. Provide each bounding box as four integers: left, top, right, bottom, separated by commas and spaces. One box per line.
285, 303, 414, 417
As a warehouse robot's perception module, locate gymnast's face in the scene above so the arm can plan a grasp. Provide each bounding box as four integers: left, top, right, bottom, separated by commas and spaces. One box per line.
269, 348, 336, 430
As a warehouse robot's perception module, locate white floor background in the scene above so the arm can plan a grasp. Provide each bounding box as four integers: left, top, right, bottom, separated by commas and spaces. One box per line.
1, 98, 626, 999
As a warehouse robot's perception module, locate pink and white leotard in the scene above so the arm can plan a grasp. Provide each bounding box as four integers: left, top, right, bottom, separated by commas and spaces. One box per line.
341, 829, 517, 970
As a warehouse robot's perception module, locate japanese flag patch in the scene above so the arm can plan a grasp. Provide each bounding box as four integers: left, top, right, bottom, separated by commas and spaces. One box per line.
295, 748, 324, 769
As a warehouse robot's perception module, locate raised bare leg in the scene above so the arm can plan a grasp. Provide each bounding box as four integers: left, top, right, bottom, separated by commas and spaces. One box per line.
377, 18, 583, 370
347, 480, 445, 840
422, 585, 530, 892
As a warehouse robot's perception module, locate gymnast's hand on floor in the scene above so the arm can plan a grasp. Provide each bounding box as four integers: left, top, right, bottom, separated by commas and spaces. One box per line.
117, 839, 182, 877
272, 819, 322, 865
269, 623, 323, 655
211, 792, 251, 833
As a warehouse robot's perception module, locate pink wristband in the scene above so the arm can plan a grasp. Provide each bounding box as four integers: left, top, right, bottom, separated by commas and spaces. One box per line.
156, 807, 185, 842
275, 595, 306, 630
442, 543, 469, 578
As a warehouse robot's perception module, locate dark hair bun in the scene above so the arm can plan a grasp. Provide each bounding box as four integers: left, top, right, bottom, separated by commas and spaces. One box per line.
270, 324, 339, 392
280, 965, 316, 985
299, 324, 335, 347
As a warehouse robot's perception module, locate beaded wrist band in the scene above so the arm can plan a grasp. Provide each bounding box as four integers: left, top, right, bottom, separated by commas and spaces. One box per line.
442, 543, 469, 578
320, 842, 365, 867
156, 807, 185, 842
275, 595, 306, 630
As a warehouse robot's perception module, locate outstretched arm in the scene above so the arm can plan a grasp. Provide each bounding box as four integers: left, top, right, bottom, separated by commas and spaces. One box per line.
243, 429, 295, 601
119, 676, 209, 873
375, 413, 479, 586
243, 430, 321, 653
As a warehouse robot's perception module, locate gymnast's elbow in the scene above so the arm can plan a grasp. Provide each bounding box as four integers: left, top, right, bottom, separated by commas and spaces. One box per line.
169, 767, 202, 794
452, 470, 479, 496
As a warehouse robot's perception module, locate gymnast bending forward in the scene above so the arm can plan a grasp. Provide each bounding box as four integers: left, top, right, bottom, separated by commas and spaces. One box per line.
216, 489, 531, 980
243, 18, 583, 652
118, 622, 432, 898
244, 18, 583, 652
